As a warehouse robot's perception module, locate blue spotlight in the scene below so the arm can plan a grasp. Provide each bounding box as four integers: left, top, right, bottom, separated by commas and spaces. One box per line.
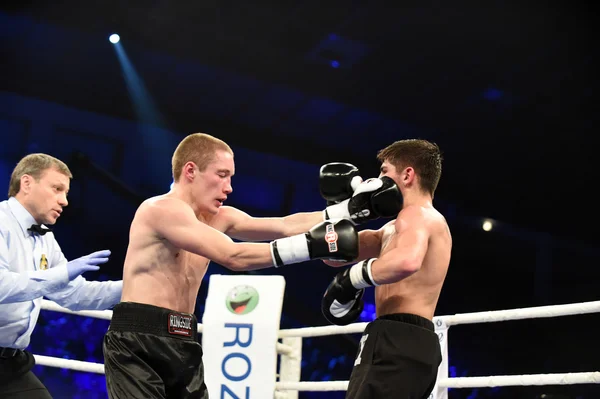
109, 34, 120, 44
330, 60, 340, 68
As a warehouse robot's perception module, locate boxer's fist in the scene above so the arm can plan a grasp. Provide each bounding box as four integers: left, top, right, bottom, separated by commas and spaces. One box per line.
321, 268, 364, 326
319, 163, 362, 205
322, 258, 378, 325
307, 218, 358, 262
325, 176, 403, 224
270, 219, 358, 267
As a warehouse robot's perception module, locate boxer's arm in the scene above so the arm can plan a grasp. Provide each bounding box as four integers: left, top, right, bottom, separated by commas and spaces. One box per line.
322, 229, 382, 267
368, 206, 429, 284
218, 206, 324, 241
149, 199, 276, 270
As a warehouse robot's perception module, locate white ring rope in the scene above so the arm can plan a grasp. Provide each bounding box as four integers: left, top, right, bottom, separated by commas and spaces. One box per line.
276, 381, 348, 392
41, 299, 600, 337
36, 299, 600, 391
40, 300, 293, 355
41, 300, 114, 322
274, 372, 600, 391
278, 322, 369, 338
34, 355, 105, 374
29, 355, 600, 391
277, 300, 600, 338
41, 300, 209, 331
276, 342, 295, 356
440, 300, 600, 326
439, 372, 600, 388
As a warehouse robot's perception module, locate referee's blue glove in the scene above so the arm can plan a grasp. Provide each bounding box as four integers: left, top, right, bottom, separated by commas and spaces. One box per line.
66, 250, 111, 281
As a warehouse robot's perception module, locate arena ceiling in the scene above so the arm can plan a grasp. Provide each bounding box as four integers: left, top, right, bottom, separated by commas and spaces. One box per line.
0, 1, 597, 244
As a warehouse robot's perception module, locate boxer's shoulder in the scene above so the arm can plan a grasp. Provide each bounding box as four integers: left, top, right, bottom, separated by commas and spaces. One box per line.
206, 205, 240, 233
144, 194, 185, 207
139, 195, 191, 216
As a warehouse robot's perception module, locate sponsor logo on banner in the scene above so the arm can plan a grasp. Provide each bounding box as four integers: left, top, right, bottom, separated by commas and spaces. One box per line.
203, 275, 285, 399
226, 285, 260, 315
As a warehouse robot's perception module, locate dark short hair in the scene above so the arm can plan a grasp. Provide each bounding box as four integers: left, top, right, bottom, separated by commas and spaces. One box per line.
377, 139, 443, 196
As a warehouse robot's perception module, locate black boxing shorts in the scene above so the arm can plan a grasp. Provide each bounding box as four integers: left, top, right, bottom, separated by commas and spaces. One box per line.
103, 302, 208, 399
346, 313, 442, 399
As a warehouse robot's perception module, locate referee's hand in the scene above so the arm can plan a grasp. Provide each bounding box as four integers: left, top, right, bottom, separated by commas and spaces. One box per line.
66, 250, 111, 280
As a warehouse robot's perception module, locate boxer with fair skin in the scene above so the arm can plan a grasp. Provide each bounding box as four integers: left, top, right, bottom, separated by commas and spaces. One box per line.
321, 139, 452, 399
120, 147, 323, 313
103, 132, 402, 399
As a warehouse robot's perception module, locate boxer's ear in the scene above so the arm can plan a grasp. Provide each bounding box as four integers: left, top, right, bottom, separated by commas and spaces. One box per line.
183, 162, 196, 181
401, 167, 414, 185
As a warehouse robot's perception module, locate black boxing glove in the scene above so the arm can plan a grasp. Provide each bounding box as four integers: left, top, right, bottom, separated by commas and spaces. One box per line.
270, 219, 358, 267
321, 259, 379, 326
324, 176, 403, 225
319, 163, 363, 205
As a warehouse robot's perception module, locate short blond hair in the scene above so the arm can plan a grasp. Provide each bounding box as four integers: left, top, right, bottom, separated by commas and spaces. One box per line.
9, 153, 72, 197
171, 133, 233, 182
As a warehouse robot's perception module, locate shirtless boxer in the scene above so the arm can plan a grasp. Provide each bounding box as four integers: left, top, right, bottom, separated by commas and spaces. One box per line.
321, 139, 452, 399
102, 133, 401, 399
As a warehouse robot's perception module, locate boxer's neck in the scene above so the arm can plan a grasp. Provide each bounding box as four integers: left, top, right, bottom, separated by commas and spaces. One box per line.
400, 189, 433, 209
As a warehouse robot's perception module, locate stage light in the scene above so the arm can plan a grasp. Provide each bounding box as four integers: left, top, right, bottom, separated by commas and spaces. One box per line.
482, 219, 493, 232
109, 34, 120, 44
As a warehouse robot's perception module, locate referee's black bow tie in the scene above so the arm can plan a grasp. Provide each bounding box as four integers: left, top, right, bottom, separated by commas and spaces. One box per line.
28, 224, 52, 236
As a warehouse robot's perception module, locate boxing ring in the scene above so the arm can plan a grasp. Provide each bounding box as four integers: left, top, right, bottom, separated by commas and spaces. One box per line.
36, 297, 600, 398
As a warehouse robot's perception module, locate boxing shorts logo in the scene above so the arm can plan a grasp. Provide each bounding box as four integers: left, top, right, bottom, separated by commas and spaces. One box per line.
168, 313, 193, 337
325, 223, 338, 253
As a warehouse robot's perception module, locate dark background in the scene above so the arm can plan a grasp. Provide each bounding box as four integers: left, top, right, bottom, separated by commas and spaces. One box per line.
1, 1, 598, 398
